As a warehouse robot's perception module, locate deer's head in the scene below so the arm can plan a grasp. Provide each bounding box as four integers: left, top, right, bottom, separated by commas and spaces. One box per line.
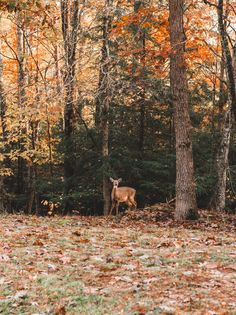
110, 177, 122, 188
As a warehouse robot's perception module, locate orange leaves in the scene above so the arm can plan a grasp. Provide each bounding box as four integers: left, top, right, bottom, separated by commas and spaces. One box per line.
186, 40, 215, 65
113, 1, 219, 86
197, 45, 214, 62
121, 15, 130, 22
112, 5, 170, 79
112, 6, 159, 36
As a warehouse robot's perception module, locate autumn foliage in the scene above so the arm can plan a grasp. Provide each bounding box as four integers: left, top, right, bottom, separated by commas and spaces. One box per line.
0, 0, 235, 214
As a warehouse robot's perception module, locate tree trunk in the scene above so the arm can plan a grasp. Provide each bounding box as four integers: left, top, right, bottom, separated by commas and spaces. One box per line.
0, 44, 7, 211
138, 36, 146, 153
210, 0, 235, 211
0, 49, 7, 142
218, 0, 236, 121
211, 109, 231, 211
61, 0, 80, 212
16, 11, 27, 195
99, 0, 113, 215
27, 162, 39, 215
134, 0, 148, 153
169, 0, 198, 220
217, 56, 227, 130
210, 51, 229, 210
54, 44, 61, 95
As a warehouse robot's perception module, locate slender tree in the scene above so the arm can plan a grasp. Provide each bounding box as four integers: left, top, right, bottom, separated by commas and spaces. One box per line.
204, 0, 235, 211
217, 0, 236, 121
212, 0, 235, 211
60, 0, 80, 212
0, 46, 7, 142
16, 10, 27, 195
211, 34, 230, 212
134, 0, 148, 153
212, 108, 231, 211
98, 0, 113, 215
0, 44, 7, 210
169, 0, 198, 220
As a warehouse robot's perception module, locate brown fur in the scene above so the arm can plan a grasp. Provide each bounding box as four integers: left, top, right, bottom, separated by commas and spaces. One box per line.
109, 178, 137, 215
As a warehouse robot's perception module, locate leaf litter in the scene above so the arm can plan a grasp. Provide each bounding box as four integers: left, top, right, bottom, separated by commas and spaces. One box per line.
0, 205, 235, 314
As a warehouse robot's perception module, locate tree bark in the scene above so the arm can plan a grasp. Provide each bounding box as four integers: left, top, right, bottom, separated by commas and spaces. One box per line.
0, 44, 7, 211
99, 0, 113, 215
16, 11, 27, 195
169, 0, 198, 220
0, 49, 7, 142
211, 109, 231, 211
217, 56, 227, 130
138, 35, 146, 153
210, 51, 229, 211
134, 0, 148, 153
61, 0, 80, 212
210, 0, 235, 211
217, 0, 236, 121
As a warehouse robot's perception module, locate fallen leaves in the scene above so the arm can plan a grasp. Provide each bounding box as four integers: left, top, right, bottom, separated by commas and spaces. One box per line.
0, 254, 10, 261
54, 303, 66, 315
131, 303, 147, 315
0, 210, 236, 314
33, 239, 44, 246
59, 255, 72, 265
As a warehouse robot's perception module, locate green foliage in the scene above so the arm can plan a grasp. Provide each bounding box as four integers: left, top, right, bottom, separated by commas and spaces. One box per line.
4, 75, 226, 214
193, 131, 216, 207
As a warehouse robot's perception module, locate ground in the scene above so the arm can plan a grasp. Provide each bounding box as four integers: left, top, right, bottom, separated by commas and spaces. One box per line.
0, 205, 236, 315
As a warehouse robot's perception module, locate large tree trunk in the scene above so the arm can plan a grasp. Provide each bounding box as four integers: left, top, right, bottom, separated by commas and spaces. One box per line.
169, 0, 198, 220
61, 0, 80, 212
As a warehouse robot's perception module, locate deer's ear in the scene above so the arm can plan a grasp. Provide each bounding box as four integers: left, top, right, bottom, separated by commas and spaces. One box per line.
118, 178, 122, 183
109, 177, 114, 182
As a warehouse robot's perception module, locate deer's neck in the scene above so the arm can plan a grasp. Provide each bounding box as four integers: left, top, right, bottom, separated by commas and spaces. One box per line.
112, 186, 118, 199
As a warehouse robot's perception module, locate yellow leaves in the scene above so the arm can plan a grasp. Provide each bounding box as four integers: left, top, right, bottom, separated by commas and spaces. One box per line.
0, 167, 13, 176
41, 200, 60, 216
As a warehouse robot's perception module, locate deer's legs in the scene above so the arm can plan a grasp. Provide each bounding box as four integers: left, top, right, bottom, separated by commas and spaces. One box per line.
115, 202, 119, 216
109, 201, 116, 216
127, 200, 133, 211
128, 197, 137, 210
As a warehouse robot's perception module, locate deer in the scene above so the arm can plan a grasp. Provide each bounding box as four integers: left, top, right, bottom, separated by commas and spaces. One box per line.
109, 178, 137, 216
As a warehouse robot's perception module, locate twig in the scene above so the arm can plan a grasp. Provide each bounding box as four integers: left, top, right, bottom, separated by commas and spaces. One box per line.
203, 0, 219, 9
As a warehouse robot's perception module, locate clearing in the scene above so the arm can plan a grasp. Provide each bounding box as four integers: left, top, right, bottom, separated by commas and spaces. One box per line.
0, 206, 236, 314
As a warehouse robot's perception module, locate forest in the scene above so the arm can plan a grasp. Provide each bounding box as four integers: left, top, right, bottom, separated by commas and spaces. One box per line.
0, 0, 236, 314
0, 0, 235, 217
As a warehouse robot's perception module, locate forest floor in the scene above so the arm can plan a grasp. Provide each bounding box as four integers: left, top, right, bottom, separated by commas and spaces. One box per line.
0, 205, 236, 315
